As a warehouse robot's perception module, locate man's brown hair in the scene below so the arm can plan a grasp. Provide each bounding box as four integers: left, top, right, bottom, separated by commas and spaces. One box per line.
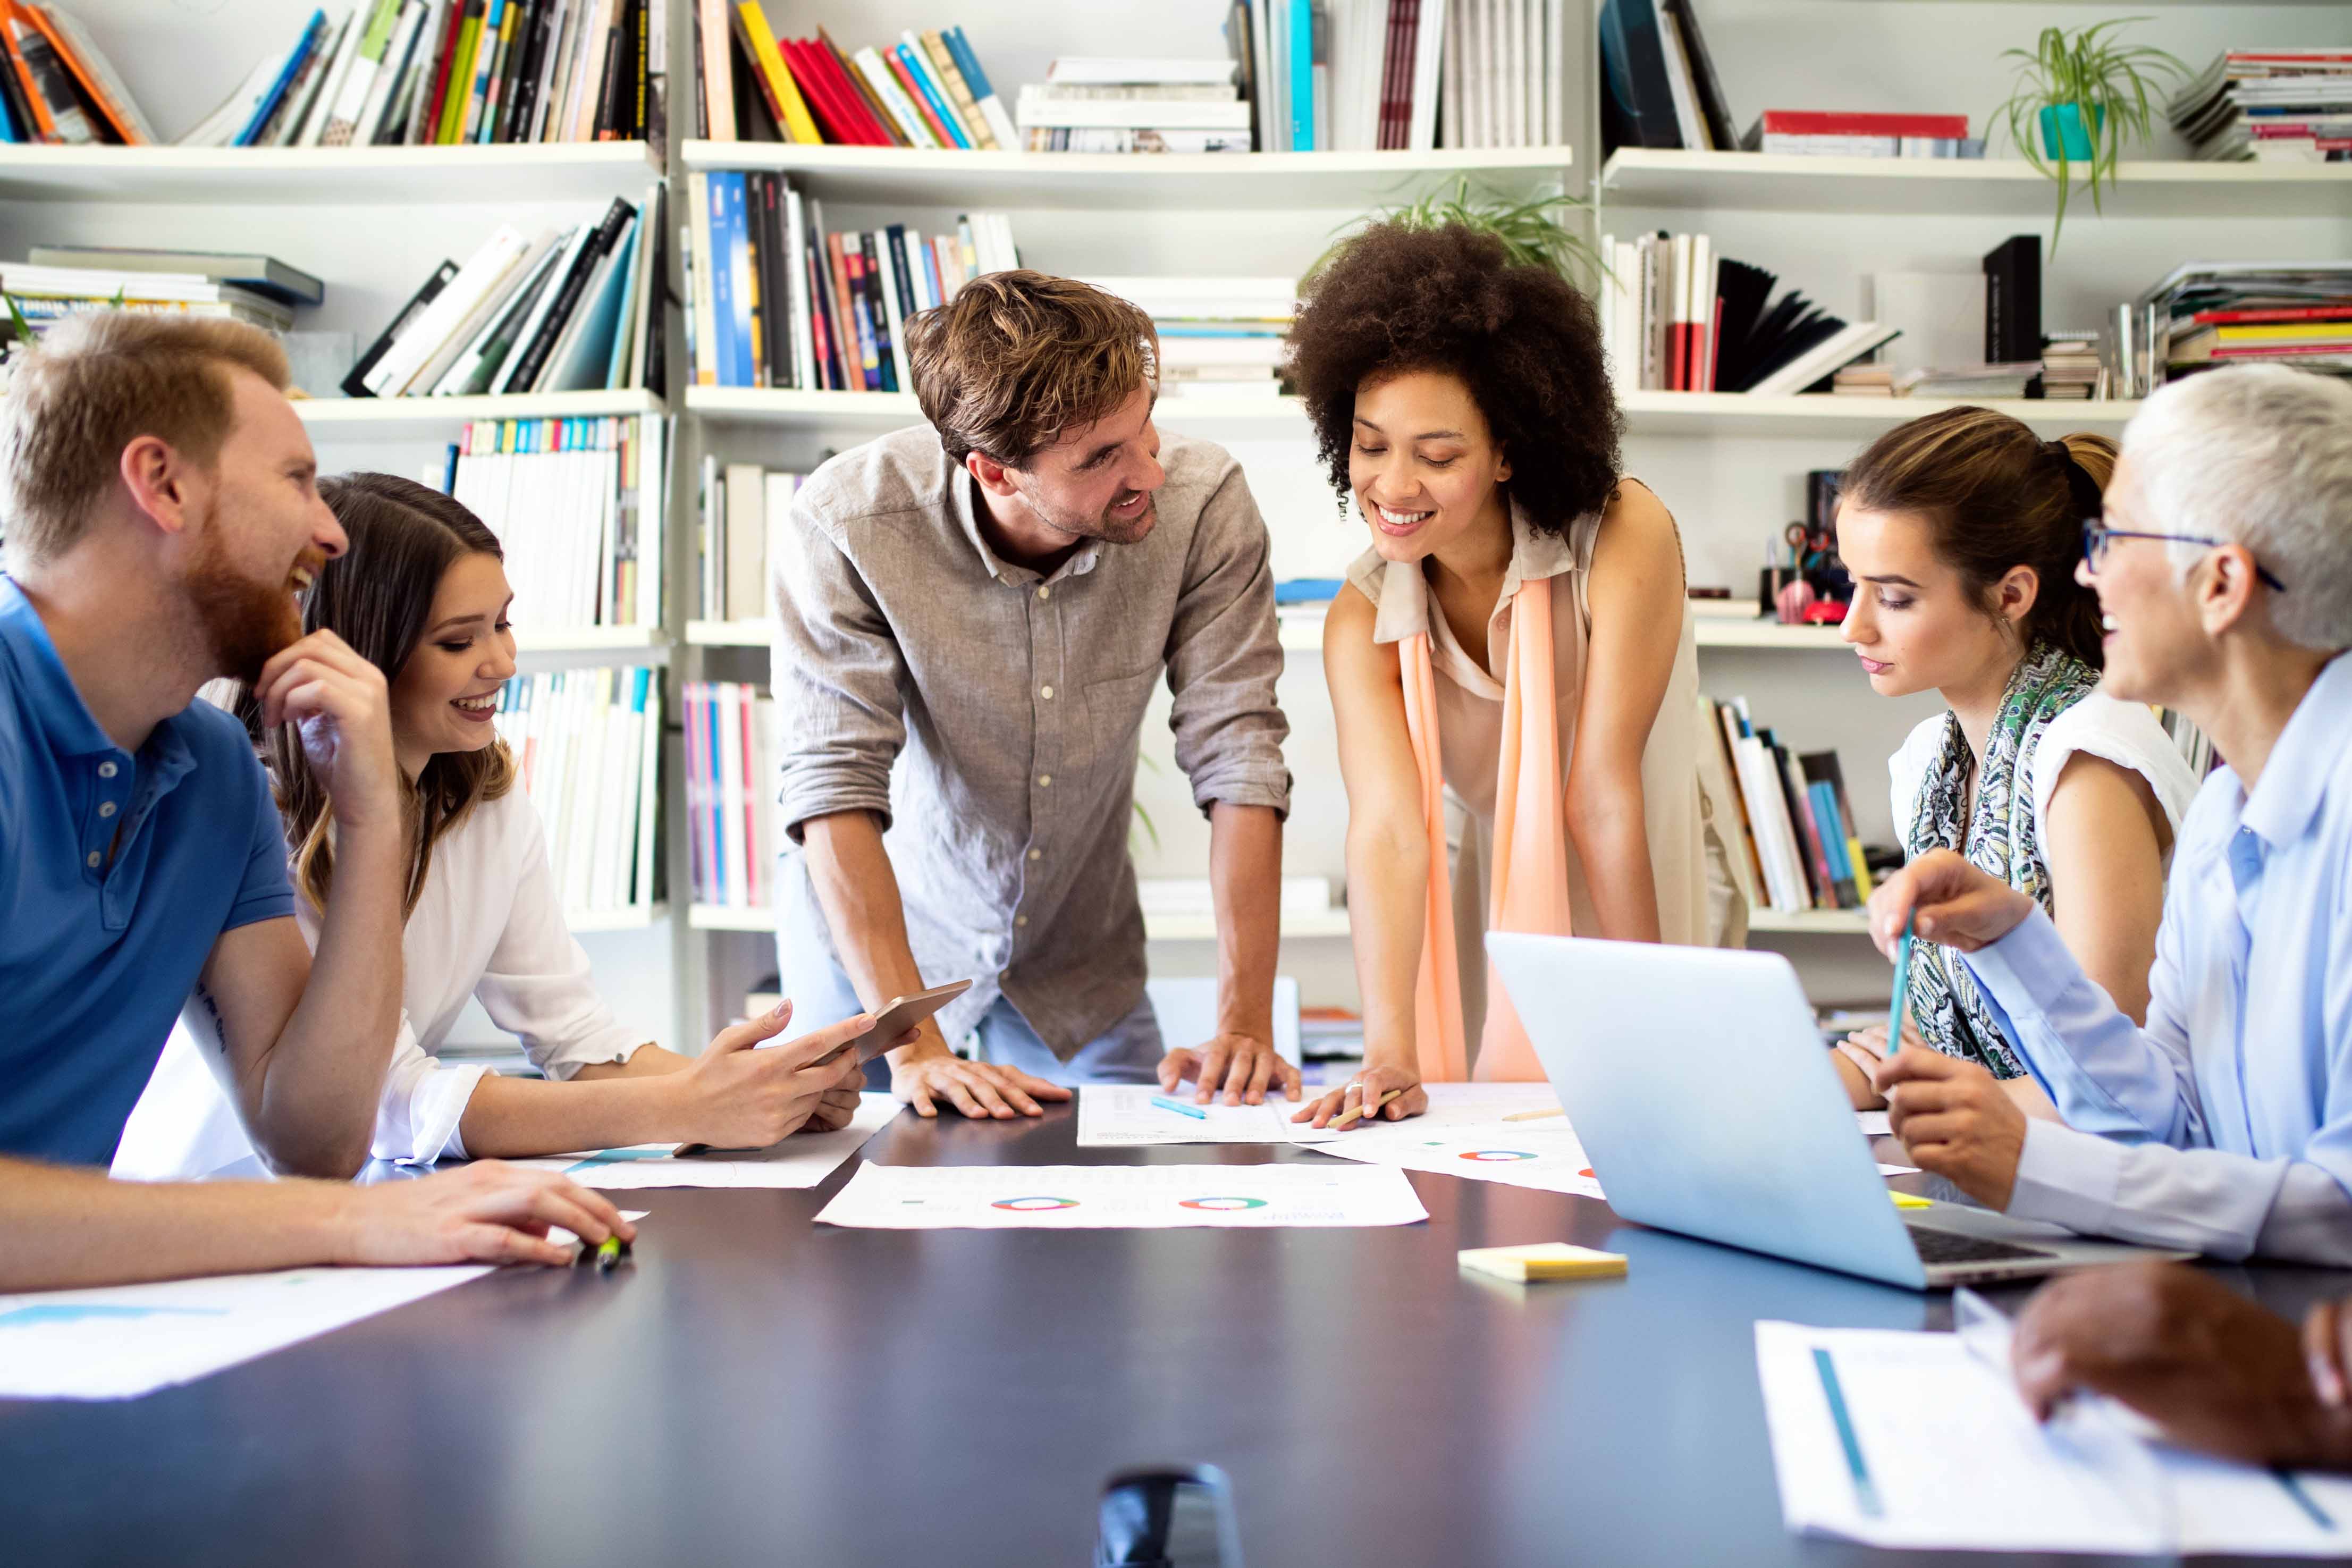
904, 270, 1157, 467
0, 311, 291, 564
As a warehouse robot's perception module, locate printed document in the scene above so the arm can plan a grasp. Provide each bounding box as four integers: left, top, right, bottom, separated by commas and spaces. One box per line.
1756, 1318, 2352, 1555
814, 1160, 1429, 1229
513, 1093, 900, 1188
1076, 1084, 1336, 1146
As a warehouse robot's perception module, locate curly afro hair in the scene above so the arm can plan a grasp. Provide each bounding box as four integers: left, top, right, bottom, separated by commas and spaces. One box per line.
1286, 222, 1623, 538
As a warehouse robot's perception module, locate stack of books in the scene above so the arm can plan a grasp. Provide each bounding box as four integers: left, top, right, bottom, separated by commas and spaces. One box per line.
1441, 0, 1569, 149
159, 0, 661, 150
2039, 332, 2102, 400
495, 667, 663, 917
1018, 58, 1250, 155
1830, 364, 1893, 398
1594, 231, 1898, 395
1890, 363, 2040, 399
692, 6, 1013, 149
1739, 111, 1982, 158
347, 191, 664, 398
696, 459, 802, 621
0, 5, 155, 144
2142, 262, 2352, 387
1708, 698, 1876, 917
2170, 48, 2352, 163
684, 170, 1013, 392
681, 681, 778, 911
443, 414, 666, 633
1088, 277, 1293, 400
0, 260, 298, 338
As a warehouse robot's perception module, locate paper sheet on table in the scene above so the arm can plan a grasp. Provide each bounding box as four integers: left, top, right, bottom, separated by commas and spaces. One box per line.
512, 1093, 901, 1188
1304, 1084, 1607, 1199
813, 1161, 1428, 1228
1305, 1086, 1912, 1197
0, 1209, 649, 1402
1076, 1085, 1336, 1146
1755, 1319, 2352, 1555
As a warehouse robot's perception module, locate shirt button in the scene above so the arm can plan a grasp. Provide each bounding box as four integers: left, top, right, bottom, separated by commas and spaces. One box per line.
86, 850, 102, 869
1036, 586, 1051, 601
1015, 915, 1029, 928
1039, 685, 1054, 700
97, 801, 116, 818
1028, 849, 1042, 862
1038, 774, 1051, 788
97, 761, 117, 779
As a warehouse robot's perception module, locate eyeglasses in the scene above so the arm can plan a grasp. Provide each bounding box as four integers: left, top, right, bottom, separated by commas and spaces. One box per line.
2081, 520, 2288, 594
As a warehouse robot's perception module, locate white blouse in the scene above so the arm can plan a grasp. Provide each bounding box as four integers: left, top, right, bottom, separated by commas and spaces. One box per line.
113, 787, 647, 1178
1887, 693, 2204, 872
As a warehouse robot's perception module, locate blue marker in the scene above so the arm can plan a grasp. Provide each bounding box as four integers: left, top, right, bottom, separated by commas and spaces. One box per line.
1150, 1093, 1208, 1120
1887, 911, 1917, 1059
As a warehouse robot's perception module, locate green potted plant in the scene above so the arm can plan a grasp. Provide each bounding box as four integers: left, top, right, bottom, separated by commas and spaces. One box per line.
1305, 177, 1598, 289
1992, 19, 2187, 249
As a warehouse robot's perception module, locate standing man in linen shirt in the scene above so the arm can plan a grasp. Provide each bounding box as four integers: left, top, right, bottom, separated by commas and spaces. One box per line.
771, 271, 1299, 1118
1866, 365, 2352, 1264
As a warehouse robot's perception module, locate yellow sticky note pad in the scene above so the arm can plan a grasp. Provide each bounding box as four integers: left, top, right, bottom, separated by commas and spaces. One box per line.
1457, 1243, 1628, 1283
1891, 1191, 1934, 1210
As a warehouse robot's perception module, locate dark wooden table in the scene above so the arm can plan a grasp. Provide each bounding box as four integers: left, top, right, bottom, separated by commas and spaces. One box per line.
6, 1107, 2348, 1567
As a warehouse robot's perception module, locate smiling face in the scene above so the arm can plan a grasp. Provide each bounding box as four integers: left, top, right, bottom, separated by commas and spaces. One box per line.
387, 551, 517, 779
1836, 501, 2034, 698
180, 369, 344, 682
2079, 455, 2206, 705
1005, 383, 1166, 546
1348, 370, 1512, 564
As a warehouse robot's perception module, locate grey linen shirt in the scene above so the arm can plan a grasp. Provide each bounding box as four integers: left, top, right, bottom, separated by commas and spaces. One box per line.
771, 423, 1291, 1060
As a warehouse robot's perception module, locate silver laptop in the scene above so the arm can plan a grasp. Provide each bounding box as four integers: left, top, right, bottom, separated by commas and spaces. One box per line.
1487, 932, 2194, 1290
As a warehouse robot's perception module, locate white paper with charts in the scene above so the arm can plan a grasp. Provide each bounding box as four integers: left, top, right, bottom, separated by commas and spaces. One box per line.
0, 1212, 645, 1402
1304, 1085, 1913, 1198
1755, 1319, 2352, 1555
508, 1093, 900, 1188
812, 1161, 1429, 1229
1076, 1085, 1338, 1147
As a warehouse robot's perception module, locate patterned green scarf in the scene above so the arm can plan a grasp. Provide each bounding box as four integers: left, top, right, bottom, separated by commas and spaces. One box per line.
1902, 641, 2101, 1078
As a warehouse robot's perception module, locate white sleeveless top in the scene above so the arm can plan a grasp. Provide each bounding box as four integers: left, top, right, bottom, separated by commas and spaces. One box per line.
1341, 488, 1713, 1046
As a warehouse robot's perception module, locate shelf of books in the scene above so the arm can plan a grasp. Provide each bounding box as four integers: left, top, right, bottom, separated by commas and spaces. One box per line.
298, 389, 666, 429
0, 142, 662, 204
1616, 390, 2141, 436
681, 142, 1575, 211
1598, 150, 2352, 219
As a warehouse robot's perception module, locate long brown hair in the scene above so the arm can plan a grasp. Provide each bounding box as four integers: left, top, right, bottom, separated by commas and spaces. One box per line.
1841, 407, 2115, 667
269, 473, 515, 914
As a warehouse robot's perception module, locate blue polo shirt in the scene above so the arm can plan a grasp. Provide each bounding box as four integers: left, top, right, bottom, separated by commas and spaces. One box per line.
0, 576, 294, 1165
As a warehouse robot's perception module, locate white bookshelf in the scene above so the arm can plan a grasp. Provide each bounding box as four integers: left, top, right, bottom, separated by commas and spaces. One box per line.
680, 142, 1574, 210
512, 626, 671, 655
0, 142, 661, 204
1748, 908, 1872, 936
296, 390, 665, 430
1598, 149, 2352, 219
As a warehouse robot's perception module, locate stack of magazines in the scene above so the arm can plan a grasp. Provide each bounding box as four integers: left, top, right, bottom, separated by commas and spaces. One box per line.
2170, 47, 2352, 163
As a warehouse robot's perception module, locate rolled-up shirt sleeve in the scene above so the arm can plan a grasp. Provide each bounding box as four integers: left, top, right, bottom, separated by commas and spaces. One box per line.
372, 1011, 486, 1165
772, 498, 909, 839
1967, 904, 2352, 1264
1162, 458, 1289, 819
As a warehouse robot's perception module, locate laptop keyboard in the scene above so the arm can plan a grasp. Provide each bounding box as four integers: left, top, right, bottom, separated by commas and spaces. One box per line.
1907, 1226, 2060, 1265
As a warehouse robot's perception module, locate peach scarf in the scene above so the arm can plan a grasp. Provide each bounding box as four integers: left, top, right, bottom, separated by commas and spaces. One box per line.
1399, 577, 1572, 1082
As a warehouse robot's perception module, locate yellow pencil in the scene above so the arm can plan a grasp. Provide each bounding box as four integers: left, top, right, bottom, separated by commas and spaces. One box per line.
1501, 1107, 1565, 1123
1328, 1089, 1402, 1130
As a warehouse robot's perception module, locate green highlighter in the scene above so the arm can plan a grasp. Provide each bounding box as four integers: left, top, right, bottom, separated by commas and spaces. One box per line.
1887, 912, 1917, 1058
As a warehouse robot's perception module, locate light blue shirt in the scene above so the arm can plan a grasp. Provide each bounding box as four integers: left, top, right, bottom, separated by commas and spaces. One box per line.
1962, 652, 2352, 1263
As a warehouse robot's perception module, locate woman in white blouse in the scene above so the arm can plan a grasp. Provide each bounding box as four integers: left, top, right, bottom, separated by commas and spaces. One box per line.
1831, 410, 2201, 1115
118, 475, 879, 1178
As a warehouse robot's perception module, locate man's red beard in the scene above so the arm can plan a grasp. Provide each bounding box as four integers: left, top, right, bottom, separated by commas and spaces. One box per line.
187, 525, 306, 686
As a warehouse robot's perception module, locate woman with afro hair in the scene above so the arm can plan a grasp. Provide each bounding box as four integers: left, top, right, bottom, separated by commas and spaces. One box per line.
1290, 222, 1720, 1130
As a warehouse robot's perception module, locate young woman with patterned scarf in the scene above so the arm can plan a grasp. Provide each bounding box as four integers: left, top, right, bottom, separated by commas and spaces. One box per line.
1829, 408, 2202, 1116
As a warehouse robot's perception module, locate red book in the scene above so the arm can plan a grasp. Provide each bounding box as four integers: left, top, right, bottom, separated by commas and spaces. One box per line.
781, 38, 867, 144
1756, 109, 1969, 138
1707, 292, 1725, 392
1376, 0, 1414, 151
2194, 305, 2352, 324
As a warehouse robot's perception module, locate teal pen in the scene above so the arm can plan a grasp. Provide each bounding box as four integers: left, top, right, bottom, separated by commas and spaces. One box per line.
1150, 1093, 1208, 1120
1887, 912, 1917, 1059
